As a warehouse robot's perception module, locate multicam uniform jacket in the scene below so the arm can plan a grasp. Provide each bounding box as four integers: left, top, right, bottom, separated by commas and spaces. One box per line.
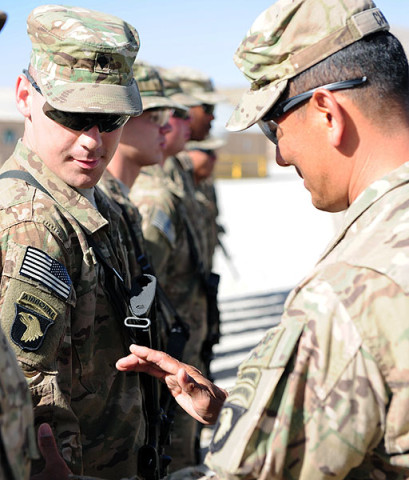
130, 163, 208, 470
195, 178, 219, 271
0, 325, 38, 480
98, 169, 168, 347
205, 161, 409, 479
0, 141, 146, 479
164, 153, 210, 275
129, 164, 207, 369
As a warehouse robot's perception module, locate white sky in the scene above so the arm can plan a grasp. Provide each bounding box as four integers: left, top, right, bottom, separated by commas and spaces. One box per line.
0, 0, 408, 89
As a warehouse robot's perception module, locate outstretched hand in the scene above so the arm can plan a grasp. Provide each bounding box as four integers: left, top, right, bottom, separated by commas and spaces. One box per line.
116, 345, 228, 424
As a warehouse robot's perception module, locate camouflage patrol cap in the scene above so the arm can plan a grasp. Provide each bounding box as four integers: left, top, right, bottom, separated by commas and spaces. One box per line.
226, 0, 389, 131
27, 4, 142, 115
166, 66, 225, 105
133, 61, 186, 111
0, 11, 7, 32
159, 67, 201, 108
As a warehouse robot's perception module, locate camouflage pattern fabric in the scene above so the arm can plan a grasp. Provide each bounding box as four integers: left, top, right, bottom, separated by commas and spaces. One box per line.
133, 61, 186, 111
98, 169, 169, 347
129, 164, 208, 470
226, 0, 389, 131
130, 164, 207, 367
162, 154, 221, 470
205, 161, 409, 478
27, 4, 142, 114
159, 67, 201, 108
164, 66, 225, 106
163, 153, 210, 274
0, 325, 38, 480
195, 178, 220, 270
0, 141, 146, 479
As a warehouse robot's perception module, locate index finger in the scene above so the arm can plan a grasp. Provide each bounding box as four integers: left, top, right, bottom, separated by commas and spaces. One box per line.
116, 345, 181, 376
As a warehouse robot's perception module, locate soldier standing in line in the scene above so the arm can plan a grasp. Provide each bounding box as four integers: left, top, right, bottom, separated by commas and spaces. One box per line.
98, 60, 188, 354
118, 0, 409, 479
160, 69, 226, 380
129, 72, 211, 472
186, 137, 226, 271
0, 5, 160, 479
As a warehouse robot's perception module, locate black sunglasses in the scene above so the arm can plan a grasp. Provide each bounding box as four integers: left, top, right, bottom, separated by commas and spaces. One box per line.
202, 104, 215, 116
173, 109, 190, 120
264, 76, 367, 121
23, 69, 130, 133
259, 76, 368, 145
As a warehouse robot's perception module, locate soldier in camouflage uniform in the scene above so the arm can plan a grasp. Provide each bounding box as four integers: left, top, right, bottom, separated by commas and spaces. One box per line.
165, 67, 225, 143
162, 70, 225, 374
118, 0, 409, 478
98, 61, 186, 352
0, 5, 156, 479
129, 72, 211, 472
186, 137, 226, 270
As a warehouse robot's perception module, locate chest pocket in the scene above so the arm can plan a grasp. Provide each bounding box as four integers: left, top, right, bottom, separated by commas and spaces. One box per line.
207, 319, 305, 475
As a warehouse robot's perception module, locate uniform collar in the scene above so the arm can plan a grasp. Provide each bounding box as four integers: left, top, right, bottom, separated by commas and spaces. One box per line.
319, 161, 409, 262
9, 140, 110, 234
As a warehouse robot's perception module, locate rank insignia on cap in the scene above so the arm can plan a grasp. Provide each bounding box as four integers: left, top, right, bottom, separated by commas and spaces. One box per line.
209, 403, 246, 453
20, 247, 72, 300
11, 304, 54, 351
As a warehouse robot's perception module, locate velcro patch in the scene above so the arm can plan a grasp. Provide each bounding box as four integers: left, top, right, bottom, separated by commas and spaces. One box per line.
151, 209, 176, 245
11, 304, 54, 351
19, 247, 72, 300
17, 292, 58, 321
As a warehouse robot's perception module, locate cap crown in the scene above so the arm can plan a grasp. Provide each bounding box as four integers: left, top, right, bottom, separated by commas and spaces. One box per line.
133, 61, 165, 97
159, 67, 201, 107
133, 61, 186, 111
166, 65, 224, 105
27, 4, 142, 114
227, 0, 389, 131
235, 0, 388, 90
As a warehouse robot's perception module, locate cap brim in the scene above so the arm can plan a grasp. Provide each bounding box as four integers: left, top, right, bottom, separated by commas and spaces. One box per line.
192, 90, 226, 105
142, 95, 188, 111
0, 12, 7, 32
38, 76, 143, 116
226, 80, 288, 132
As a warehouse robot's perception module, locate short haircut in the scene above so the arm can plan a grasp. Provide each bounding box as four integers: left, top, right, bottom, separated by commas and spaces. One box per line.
283, 32, 409, 122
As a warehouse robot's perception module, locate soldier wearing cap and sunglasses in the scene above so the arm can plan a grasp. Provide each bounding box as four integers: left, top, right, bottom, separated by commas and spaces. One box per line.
0, 5, 163, 480
98, 60, 189, 369
117, 0, 409, 479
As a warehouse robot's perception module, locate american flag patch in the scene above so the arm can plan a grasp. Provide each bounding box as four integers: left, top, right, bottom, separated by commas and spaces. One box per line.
20, 247, 72, 300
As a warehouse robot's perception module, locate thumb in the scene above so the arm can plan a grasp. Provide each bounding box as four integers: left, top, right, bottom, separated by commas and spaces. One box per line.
177, 368, 196, 394
37, 423, 58, 457
35, 423, 72, 478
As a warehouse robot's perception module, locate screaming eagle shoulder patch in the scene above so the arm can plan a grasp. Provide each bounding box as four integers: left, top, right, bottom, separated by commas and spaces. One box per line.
11, 303, 54, 351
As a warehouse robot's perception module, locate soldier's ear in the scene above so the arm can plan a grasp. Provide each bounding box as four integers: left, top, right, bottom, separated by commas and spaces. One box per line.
15, 74, 33, 119
311, 89, 345, 148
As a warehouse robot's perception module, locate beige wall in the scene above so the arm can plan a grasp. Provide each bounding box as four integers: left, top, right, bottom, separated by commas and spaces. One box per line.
215, 132, 269, 179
